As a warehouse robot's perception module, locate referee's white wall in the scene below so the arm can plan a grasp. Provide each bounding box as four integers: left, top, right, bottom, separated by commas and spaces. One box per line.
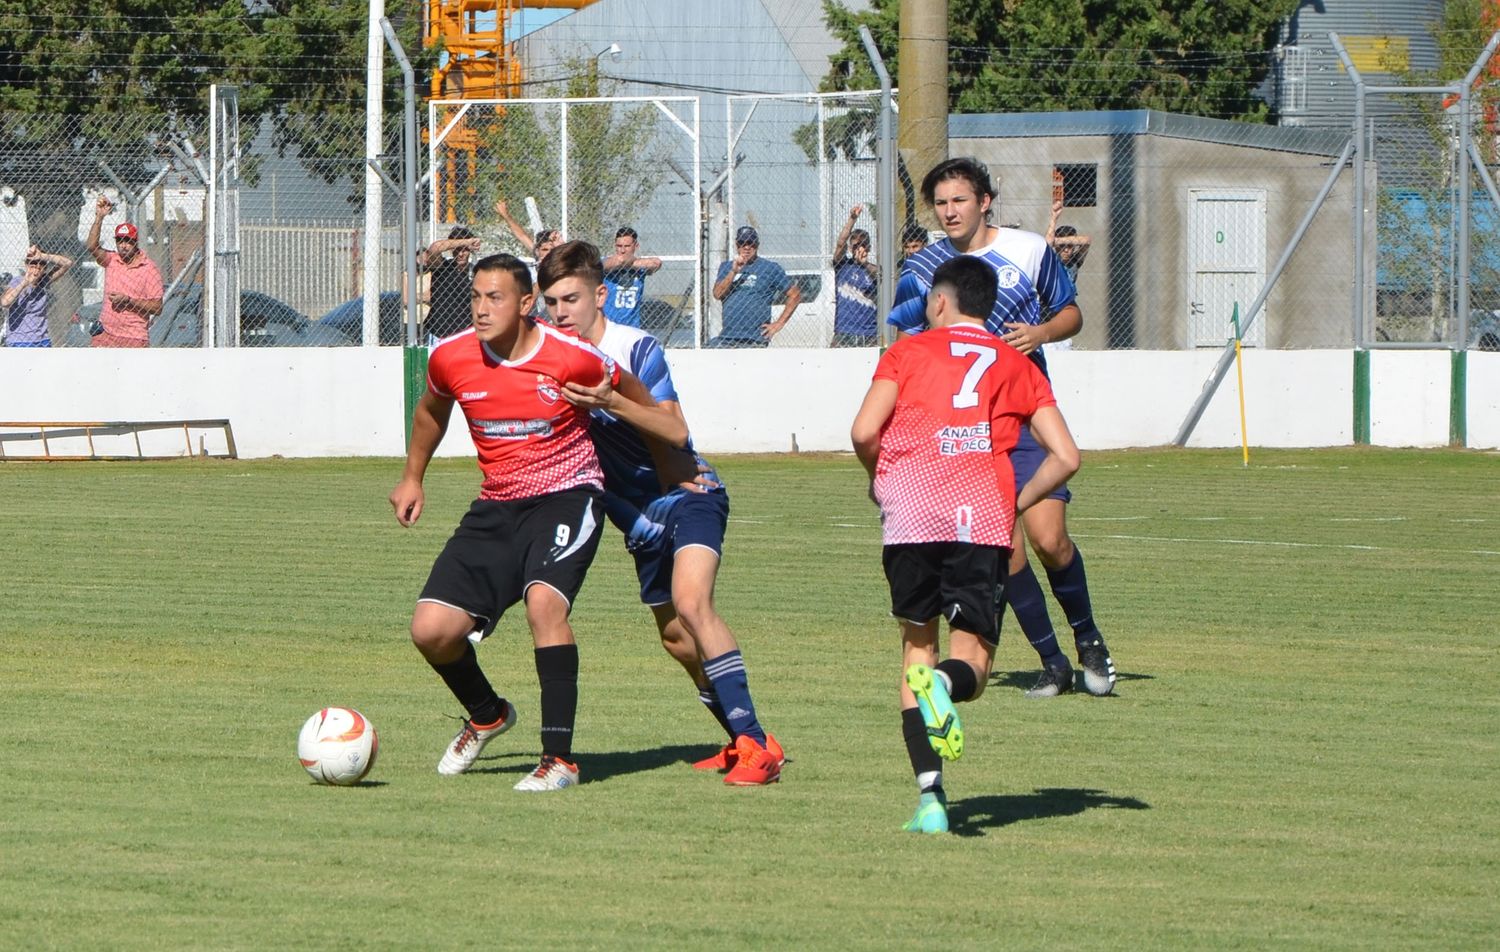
1, 347, 1492, 456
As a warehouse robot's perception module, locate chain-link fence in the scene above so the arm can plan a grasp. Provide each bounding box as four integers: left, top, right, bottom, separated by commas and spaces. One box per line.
718, 91, 884, 348
12, 68, 1500, 353
952, 113, 1361, 352
0, 102, 404, 348
0, 111, 208, 347
428, 95, 701, 343
1365, 88, 1500, 350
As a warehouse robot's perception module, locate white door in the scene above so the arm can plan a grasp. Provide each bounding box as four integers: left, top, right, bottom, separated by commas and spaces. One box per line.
1189, 190, 1266, 347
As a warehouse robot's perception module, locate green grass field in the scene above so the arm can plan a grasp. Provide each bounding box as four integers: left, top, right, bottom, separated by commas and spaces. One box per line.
2, 448, 1496, 950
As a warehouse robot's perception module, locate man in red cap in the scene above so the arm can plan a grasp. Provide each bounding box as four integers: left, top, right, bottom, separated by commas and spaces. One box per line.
86, 195, 163, 348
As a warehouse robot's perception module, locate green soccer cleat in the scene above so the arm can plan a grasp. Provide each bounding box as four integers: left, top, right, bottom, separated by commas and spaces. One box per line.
903, 794, 950, 834
905, 663, 964, 761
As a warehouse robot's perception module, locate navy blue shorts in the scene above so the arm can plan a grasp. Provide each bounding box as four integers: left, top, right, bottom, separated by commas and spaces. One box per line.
419, 488, 604, 639
631, 490, 730, 606
1010, 423, 1072, 504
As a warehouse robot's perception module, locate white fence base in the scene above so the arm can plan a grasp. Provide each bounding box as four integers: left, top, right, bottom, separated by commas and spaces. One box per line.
1, 349, 1495, 458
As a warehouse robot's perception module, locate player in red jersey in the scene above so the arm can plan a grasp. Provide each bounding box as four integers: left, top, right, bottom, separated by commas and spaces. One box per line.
851, 255, 1081, 834
390, 253, 688, 791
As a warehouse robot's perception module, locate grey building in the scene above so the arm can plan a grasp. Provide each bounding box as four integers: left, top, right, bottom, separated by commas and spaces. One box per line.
950, 110, 1362, 350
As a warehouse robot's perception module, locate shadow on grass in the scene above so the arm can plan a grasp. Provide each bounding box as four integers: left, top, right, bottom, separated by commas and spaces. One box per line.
470, 744, 707, 784
948, 787, 1149, 837
307, 780, 389, 789
989, 668, 1153, 693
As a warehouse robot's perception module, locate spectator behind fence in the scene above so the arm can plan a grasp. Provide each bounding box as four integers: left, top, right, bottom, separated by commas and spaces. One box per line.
424, 226, 483, 341
1043, 194, 1092, 351
3, 245, 74, 348
830, 205, 878, 347
709, 226, 800, 348
900, 223, 929, 265
86, 195, 162, 348
600, 226, 662, 329
1046, 195, 1091, 283
495, 199, 562, 319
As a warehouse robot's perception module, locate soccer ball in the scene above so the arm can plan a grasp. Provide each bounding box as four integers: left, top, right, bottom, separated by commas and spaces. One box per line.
297, 707, 379, 786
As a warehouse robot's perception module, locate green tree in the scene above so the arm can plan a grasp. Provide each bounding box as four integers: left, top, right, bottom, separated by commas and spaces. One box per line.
0, 0, 430, 186
821, 0, 1298, 122
466, 62, 670, 249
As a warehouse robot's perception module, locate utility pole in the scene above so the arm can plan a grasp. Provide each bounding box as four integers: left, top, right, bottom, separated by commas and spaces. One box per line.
898, 0, 948, 230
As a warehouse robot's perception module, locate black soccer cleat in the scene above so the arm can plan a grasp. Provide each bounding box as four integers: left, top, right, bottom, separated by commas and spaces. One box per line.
1024, 663, 1076, 699
1077, 637, 1117, 696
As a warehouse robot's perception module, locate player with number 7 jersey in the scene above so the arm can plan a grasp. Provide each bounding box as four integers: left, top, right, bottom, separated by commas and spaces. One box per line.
870, 322, 1055, 548
853, 254, 1080, 833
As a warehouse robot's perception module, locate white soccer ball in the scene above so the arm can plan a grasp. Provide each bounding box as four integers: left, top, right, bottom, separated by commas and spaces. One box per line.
297, 707, 379, 786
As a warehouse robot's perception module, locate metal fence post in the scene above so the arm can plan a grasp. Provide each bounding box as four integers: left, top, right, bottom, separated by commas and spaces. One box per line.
859, 26, 894, 346
379, 17, 423, 448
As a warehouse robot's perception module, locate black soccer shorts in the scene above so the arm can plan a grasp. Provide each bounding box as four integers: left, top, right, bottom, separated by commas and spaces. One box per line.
418, 486, 605, 639
882, 541, 1009, 645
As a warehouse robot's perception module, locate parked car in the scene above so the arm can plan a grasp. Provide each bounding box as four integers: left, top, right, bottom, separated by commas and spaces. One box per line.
1474, 312, 1500, 351
65, 285, 347, 347
315, 292, 407, 346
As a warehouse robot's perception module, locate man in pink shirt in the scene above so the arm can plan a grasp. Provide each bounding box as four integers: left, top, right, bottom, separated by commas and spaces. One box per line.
85, 195, 163, 348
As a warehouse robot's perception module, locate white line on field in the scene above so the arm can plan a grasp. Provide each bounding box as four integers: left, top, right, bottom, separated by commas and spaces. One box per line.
1075, 532, 1376, 551
1073, 531, 1500, 557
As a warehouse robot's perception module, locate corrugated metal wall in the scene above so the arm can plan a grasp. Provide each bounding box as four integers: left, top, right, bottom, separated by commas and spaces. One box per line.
1275, 0, 1445, 129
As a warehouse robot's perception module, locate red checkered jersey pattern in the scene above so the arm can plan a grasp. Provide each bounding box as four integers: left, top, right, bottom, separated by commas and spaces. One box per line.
428, 324, 620, 501
872, 324, 1057, 546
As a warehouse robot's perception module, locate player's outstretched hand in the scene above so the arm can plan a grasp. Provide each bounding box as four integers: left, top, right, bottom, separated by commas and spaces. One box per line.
390, 478, 425, 527
562, 376, 615, 410
1001, 321, 1046, 355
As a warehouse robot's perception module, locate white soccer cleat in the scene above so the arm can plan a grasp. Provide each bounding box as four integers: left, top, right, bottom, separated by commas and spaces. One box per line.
513, 754, 580, 791
437, 700, 517, 776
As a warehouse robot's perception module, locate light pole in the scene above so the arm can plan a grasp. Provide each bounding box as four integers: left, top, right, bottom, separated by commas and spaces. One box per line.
590, 42, 622, 91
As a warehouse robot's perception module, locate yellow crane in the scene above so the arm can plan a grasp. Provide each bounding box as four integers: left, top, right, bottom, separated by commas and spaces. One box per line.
424, 0, 597, 222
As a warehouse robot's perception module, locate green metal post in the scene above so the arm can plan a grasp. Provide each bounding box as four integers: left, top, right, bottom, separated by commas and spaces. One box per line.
1353, 349, 1371, 445
1450, 349, 1467, 447
403, 345, 428, 450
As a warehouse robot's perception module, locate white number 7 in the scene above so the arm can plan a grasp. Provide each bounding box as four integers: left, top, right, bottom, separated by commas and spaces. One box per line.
950, 342, 997, 408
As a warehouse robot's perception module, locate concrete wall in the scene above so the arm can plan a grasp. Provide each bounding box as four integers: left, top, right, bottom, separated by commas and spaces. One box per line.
1, 348, 1494, 459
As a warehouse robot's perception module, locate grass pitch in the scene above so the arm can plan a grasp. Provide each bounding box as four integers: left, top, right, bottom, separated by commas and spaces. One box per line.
1, 448, 1496, 950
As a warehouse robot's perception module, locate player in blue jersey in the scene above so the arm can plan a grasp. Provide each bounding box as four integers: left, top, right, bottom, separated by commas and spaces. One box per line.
887, 157, 1117, 699
539, 239, 785, 786
600, 227, 662, 330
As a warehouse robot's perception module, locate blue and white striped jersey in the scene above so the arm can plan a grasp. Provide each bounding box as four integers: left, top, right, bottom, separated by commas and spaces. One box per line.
589, 320, 720, 529
886, 228, 1076, 374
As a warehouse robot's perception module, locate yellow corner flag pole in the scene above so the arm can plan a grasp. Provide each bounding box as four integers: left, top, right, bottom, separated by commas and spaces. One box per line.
1232, 302, 1249, 467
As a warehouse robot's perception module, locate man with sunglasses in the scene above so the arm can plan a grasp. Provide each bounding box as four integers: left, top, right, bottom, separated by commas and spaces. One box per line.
86, 195, 163, 348
709, 226, 800, 348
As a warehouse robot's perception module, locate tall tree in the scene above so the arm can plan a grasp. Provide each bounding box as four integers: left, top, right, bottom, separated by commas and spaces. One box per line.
0, 0, 430, 186
822, 0, 1298, 122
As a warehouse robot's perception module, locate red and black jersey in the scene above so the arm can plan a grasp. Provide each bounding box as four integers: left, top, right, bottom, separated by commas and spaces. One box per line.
428, 324, 620, 501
